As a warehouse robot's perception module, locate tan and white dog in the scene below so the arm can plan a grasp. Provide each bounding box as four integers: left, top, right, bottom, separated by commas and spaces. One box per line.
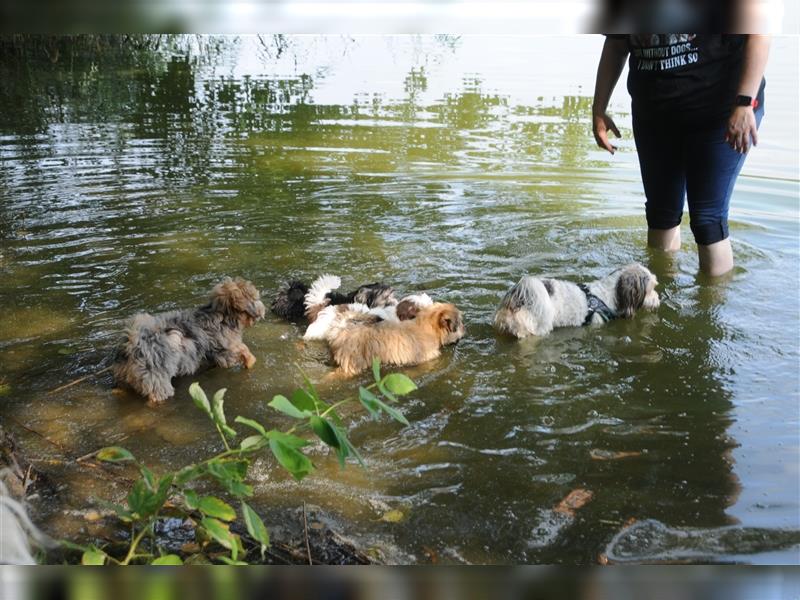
324, 302, 466, 376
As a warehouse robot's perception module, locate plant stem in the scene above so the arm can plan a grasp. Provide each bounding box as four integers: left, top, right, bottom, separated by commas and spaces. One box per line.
216, 424, 231, 451
121, 521, 152, 565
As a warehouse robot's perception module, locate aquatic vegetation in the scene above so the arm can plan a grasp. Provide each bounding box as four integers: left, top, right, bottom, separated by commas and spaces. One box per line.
66, 359, 415, 565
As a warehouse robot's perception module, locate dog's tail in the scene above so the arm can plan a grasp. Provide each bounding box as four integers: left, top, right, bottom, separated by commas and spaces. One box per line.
494, 276, 553, 338
271, 280, 310, 321
304, 274, 341, 311
322, 303, 376, 342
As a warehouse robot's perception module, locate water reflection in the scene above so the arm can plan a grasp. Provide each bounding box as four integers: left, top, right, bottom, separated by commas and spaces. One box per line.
0, 35, 797, 564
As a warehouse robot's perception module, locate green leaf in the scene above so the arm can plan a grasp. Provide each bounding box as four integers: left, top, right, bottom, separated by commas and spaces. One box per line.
140, 465, 157, 490
206, 459, 253, 498
380, 509, 405, 523
127, 480, 156, 518
207, 458, 249, 481
95, 446, 135, 463
227, 480, 254, 498
372, 357, 382, 383
268, 394, 311, 419
198, 496, 236, 522
240, 435, 267, 451
211, 388, 228, 426
189, 382, 212, 417
234, 416, 267, 437
266, 430, 311, 449
175, 463, 206, 486
382, 373, 417, 396
309, 416, 340, 449
94, 499, 133, 522
309, 416, 351, 468
127, 472, 172, 518
299, 369, 320, 403
358, 386, 381, 417
290, 388, 319, 413
0, 383, 10, 397
341, 434, 366, 468
183, 488, 199, 510
217, 556, 248, 566
268, 439, 314, 481
377, 382, 397, 403
201, 517, 237, 559
155, 474, 174, 506
241, 501, 270, 557
374, 397, 409, 426
81, 547, 106, 565
151, 554, 183, 565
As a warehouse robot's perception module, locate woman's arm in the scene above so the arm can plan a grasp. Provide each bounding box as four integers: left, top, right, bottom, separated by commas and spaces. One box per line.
592, 36, 629, 155
726, 35, 771, 153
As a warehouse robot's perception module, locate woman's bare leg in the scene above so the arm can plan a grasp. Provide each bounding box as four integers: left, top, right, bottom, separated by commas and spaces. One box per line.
647, 226, 681, 251
698, 238, 734, 277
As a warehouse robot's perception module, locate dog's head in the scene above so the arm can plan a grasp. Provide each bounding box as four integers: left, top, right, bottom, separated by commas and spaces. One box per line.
418, 302, 466, 346
210, 277, 266, 327
615, 264, 660, 318
350, 283, 397, 308
395, 293, 434, 321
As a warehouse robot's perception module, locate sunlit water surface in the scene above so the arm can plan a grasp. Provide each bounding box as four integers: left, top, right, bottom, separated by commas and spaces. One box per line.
0, 36, 798, 564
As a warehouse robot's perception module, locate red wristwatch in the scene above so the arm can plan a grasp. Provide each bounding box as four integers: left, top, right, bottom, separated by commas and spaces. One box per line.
735, 94, 759, 109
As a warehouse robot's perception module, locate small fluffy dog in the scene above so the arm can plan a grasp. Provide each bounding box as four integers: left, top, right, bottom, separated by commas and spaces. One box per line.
494, 263, 659, 338
271, 276, 396, 322
324, 302, 466, 376
112, 277, 266, 405
302, 274, 433, 341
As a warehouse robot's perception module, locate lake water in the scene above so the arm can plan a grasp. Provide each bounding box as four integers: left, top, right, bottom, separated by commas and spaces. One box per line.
0, 35, 798, 564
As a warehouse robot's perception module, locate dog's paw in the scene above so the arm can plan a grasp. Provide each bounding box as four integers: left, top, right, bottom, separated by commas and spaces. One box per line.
242, 351, 257, 369
146, 394, 166, 407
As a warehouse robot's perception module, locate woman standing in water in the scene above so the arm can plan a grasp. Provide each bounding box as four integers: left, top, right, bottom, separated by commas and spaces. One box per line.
592, 35, 770, 276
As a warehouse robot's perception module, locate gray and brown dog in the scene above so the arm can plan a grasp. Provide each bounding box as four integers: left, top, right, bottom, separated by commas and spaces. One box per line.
112, 277, 265, 406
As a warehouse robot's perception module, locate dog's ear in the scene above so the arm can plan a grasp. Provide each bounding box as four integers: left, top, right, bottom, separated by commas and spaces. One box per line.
438, 307, 461, 333
396, 299, 419, 321
615, 268, 650, 318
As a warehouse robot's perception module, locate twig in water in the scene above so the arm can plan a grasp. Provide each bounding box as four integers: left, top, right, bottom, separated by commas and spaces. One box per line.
47, 366, 112, 395
7, 415, 70, 457
302, 501, 312, 565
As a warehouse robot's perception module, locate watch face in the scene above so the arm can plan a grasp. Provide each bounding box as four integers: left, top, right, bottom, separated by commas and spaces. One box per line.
736, 95, 753, 106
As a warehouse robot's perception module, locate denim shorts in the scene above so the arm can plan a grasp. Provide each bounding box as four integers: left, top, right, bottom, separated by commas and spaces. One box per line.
631, 104, 764, 246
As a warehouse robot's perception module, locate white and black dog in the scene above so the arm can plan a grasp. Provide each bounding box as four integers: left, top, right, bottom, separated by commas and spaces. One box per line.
494, 263, 660, 338
271, 277, 396, 322
302, 274, 433, 341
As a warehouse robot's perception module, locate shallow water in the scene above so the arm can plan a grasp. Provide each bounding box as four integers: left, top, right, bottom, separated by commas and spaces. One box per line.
1, 35, 798, 564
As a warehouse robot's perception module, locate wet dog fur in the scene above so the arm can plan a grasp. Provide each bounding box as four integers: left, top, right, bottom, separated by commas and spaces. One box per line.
494, 263, 660, 338
112, 277, 266, 406
271, 275, 396, 322
325, 302, 466, 376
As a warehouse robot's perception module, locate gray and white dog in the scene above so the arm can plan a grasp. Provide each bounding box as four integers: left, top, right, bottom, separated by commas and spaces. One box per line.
112, 277, 266, 406
494, 263, 660, 338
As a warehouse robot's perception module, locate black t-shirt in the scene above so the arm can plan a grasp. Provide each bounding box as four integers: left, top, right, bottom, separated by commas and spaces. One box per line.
610, 34, 765, 124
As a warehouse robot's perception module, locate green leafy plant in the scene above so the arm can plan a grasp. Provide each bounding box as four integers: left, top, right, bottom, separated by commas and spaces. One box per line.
69, 359, 415, 565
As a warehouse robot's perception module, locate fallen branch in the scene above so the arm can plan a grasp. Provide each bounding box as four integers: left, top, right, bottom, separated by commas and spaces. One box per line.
302, 501, 312, 565
47, 366, 112, 395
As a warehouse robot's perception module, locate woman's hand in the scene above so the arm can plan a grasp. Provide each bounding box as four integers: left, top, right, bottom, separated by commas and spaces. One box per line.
592, 111, 621, 154
725, 106, 758, 153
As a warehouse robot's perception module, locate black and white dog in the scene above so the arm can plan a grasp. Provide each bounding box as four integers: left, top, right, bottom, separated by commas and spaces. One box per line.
271, 276, 396, 322
494, 263, 660, 338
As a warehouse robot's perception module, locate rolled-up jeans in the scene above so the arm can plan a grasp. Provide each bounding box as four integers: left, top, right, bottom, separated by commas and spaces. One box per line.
632, 103, 764, 245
